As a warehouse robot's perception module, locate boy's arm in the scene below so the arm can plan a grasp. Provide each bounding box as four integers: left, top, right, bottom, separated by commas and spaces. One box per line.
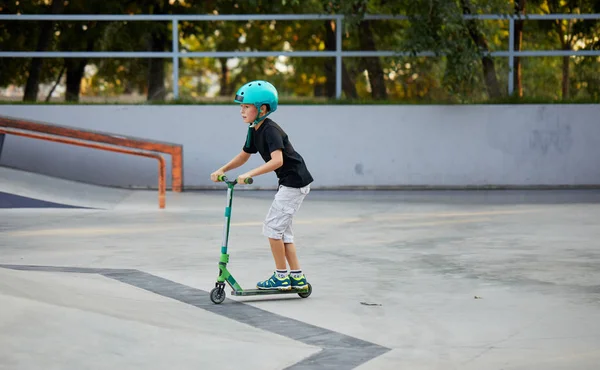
211, 151, 251, 182
220, 150, 251, 172
238, 150, 282, 182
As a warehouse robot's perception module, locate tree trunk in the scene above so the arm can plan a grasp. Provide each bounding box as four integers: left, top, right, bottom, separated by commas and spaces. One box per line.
548, 1, 571, 100
461, 0, 502, 99
146, 0, 167, 101
23, 0, 64, 101
45, 64, 65, 102
357, 20, 387, 99
64, 37, 95, 102
147, 31, 166, 101
323, 20, 358, 99
560, 21, 572, 100
218, 57, 230, 96
65, 59, 87, 102
342, 63, 358, 99
561, 52, 570, 100
323, 21, 336, 98
513, 0, 526, 97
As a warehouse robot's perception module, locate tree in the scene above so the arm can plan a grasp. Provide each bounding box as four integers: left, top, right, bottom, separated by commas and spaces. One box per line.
22, 0, 64, 101
56, 0, 121, 101
0, 1, 46, 92
513, 0, 527, 97
397, 0, 514, 100
1, 0, 598, 103
76, 0, 193, 101
542, 0, 600, 100
327, 0, 390, 99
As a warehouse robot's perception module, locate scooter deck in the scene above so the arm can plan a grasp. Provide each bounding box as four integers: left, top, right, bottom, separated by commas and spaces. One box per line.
231, 288, 309, 296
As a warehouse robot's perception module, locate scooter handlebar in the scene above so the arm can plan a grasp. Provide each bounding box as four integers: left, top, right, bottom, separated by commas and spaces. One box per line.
217, 175, 253, 185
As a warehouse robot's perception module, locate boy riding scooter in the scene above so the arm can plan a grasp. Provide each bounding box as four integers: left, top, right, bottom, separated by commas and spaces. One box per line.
210, 80, 314, 295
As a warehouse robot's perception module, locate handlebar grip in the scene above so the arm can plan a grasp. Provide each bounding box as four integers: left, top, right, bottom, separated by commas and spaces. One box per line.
216, 174, 252, 184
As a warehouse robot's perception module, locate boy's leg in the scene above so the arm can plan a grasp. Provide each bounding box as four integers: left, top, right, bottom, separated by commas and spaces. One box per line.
284, 241, 308, 290
281, 216, 299, 269
255, 237, 289, 290
268, 238, 287, 270
257, 185, 309, 290
284, 242, 301, 271
283, 240, 309, 289
281, 186, 310, 290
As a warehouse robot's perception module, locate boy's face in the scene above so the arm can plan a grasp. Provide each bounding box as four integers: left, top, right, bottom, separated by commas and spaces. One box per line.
240, 104, 258, 124
240, 104, 267, 124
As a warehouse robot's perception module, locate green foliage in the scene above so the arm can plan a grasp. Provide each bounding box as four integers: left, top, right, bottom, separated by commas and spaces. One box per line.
393, 0, 508, 100
0, 0, 62, 87
0, 0, 599, 103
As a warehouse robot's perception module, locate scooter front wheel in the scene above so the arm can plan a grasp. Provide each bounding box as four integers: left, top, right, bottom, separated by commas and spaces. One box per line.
210, 286, 226, 304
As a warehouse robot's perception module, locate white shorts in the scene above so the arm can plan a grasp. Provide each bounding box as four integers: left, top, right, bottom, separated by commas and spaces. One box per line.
263, 184, 310, 243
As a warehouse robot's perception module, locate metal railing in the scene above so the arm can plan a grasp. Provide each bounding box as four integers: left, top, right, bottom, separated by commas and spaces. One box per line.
1, 13, 599, 98
0, 115, 185, 208
0, 128, 167, 208
0, 115, 184, 192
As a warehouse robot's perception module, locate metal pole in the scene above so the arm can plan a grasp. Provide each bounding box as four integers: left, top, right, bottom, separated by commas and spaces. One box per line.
508, 17, 515, 96
2, 50, 598, 58
335, 16, 342, 99
1, 13, 600, 21
172, 19, 179, 100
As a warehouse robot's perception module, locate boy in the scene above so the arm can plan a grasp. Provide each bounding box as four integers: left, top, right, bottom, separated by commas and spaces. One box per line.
210, 80, 313, 291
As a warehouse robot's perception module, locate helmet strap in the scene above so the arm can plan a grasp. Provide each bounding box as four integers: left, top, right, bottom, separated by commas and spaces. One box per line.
244, 126, 253, 149
243, 109, 272, 150
249, 105, 272, 128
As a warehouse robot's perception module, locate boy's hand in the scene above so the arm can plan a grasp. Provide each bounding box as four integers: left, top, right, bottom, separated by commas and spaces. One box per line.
237, 173, 252, 184
210, 169, 225, 182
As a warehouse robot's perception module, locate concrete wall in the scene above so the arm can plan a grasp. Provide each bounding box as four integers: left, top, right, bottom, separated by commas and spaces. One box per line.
1, 104, 599, 189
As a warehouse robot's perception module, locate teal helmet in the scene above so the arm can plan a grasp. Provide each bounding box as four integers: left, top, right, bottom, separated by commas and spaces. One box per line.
234, 80, 278, 127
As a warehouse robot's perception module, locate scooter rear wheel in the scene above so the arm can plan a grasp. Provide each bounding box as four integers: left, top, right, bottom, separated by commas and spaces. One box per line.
298, 283, 312, 298
210, 287, 226, 304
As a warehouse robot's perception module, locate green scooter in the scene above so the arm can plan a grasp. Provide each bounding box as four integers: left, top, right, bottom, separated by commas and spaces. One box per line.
209, 175, 312, 304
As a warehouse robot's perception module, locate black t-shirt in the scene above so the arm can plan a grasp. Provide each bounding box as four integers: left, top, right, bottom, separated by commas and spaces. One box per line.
243, 118, 314, 188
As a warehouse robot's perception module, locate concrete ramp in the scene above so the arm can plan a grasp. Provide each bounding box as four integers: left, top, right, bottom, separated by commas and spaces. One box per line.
0, 191, 85, 209
0, 166, 132, 209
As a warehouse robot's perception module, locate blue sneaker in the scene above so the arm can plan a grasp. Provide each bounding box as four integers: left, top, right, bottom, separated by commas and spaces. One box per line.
256, 272, 292, 290
290, 273, 309, 290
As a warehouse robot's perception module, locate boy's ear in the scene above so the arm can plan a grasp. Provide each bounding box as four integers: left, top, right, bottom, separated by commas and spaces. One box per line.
261, 104, 269, 114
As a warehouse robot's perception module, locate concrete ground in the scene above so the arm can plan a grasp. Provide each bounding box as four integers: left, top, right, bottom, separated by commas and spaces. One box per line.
1, 169, 600, 369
